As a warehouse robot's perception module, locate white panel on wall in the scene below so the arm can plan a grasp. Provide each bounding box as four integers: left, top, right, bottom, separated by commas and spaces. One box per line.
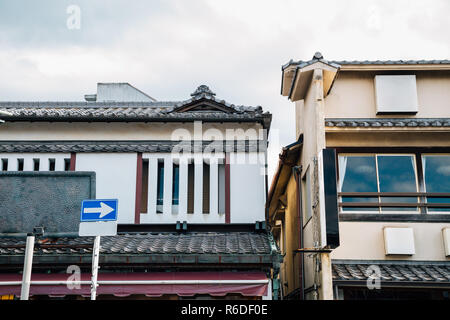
209, 158, 219, 216
76, 153, 137, 224
374, 75, 418, 113
163, 157, 173, 216
443, 228, 450, 257
384, 227, 416, 255
178, 158, 188, 221
194, 156, 203, 215
229, 152, 266, 223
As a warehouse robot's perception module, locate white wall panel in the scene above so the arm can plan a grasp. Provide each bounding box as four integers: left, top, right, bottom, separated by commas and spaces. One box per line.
76, 153, 137, 224
229, 152, 266, 223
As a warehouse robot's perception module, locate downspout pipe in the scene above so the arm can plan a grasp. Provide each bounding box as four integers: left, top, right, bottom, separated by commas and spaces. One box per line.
292, 165, 305, 300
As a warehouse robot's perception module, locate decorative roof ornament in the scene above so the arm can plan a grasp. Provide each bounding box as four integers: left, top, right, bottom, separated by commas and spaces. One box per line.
191, 85, 216, 99
313, 52, 323, 60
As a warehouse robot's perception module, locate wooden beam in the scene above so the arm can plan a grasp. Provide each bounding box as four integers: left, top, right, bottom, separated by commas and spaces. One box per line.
134, 153, 143, 224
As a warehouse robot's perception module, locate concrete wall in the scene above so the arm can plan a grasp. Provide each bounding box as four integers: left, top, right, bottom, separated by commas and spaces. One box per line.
325, 71, 450, 119
332, 222, 450, 261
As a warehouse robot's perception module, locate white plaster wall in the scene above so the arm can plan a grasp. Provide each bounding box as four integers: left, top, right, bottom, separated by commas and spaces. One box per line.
0, 122, 263, 141
0, 153, 70, 171
229, 152, 266, 223
75, 153, 137, 224
332, 221, 450, 261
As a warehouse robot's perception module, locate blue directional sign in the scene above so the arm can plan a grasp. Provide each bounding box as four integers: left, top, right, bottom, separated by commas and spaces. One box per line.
80, 199, 118, 222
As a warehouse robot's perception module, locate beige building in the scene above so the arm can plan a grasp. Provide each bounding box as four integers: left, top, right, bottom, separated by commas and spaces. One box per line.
268, 52, 450, 300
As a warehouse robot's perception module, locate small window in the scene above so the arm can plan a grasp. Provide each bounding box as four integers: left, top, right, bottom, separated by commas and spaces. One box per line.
33, 159, 40, 171
48, 159, 56, 171
1, 159, 8, 171
377, 155, 418, 211
156, 160, 164, 213
17, 159, 24, 171
339, 154, 419, 213
422, 155, 450, 212
64, 158, 71, 171
172, 163, 179, 206
141, 159, 149, 213
203, 162, 210, 214
187, 161, 195, 214
374, 75, 418, 114
218, 162, 226, 214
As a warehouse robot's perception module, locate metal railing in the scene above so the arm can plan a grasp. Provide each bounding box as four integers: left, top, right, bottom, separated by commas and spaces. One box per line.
338, 192, 450, 210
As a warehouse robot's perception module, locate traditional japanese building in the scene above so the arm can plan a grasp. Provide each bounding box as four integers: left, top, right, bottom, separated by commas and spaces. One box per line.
268, 53, 450, 300
0, 83, 281, 300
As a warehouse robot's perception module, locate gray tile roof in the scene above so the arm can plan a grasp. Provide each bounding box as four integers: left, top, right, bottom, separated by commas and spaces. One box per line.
0, 140, 265, 153
283, 52, 450, 70
0, 232, 274, 256
325, 118, 450, 128
0, 84, 268, 124
333, 261, 450, 284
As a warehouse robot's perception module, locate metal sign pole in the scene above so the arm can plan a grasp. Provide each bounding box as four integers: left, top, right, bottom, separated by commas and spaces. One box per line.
20, 234, 35, 300
91, 235, 101, 300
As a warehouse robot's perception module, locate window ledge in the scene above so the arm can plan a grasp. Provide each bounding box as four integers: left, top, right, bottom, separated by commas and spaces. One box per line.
339, 213, 450, 223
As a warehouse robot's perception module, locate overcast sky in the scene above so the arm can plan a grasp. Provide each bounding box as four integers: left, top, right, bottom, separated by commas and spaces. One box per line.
1, 0, 449, 179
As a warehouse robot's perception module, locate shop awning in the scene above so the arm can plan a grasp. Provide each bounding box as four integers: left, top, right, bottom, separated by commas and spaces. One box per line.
0, 272, 269, 297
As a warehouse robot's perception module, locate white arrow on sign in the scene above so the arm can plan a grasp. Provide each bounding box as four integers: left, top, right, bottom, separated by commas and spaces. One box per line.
83, 202, 114, 218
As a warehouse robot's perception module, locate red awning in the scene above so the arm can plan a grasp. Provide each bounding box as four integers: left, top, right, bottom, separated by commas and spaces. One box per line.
0, 272, 268, 297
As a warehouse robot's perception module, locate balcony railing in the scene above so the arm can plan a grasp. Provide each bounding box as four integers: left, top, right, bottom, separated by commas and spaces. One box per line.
338, 192, 450, 210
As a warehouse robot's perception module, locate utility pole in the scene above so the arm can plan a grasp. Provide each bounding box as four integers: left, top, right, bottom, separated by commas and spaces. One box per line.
91, 235, 101, 300
20, 234, 35, 300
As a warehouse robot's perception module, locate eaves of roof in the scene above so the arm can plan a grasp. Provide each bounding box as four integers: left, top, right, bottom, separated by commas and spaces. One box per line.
0, 232, 282, 267
325, 118, 450, 128
266, 135, 303, 214
333, 260, 450, 286
0, 104, 272, 131
283, 58, 450, 71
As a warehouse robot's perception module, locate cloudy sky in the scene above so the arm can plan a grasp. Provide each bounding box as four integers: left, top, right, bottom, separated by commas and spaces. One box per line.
1, 0, 449, 179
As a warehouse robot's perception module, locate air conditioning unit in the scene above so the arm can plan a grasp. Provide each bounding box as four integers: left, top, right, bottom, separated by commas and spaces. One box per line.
383, 227, 415, 255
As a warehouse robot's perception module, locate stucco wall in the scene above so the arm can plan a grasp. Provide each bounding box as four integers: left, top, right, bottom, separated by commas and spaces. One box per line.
332, 221, 450, 261
325, 71, 450, 119
0, 122, 263, 141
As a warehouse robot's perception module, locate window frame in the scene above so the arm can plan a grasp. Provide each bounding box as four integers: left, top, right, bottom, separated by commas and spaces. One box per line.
338, 153, 420, 214
335, 147, 450, 222
421, 153, 450, 214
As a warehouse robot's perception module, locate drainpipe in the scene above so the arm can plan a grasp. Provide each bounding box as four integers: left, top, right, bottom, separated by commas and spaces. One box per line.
292, 165, 304, 300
